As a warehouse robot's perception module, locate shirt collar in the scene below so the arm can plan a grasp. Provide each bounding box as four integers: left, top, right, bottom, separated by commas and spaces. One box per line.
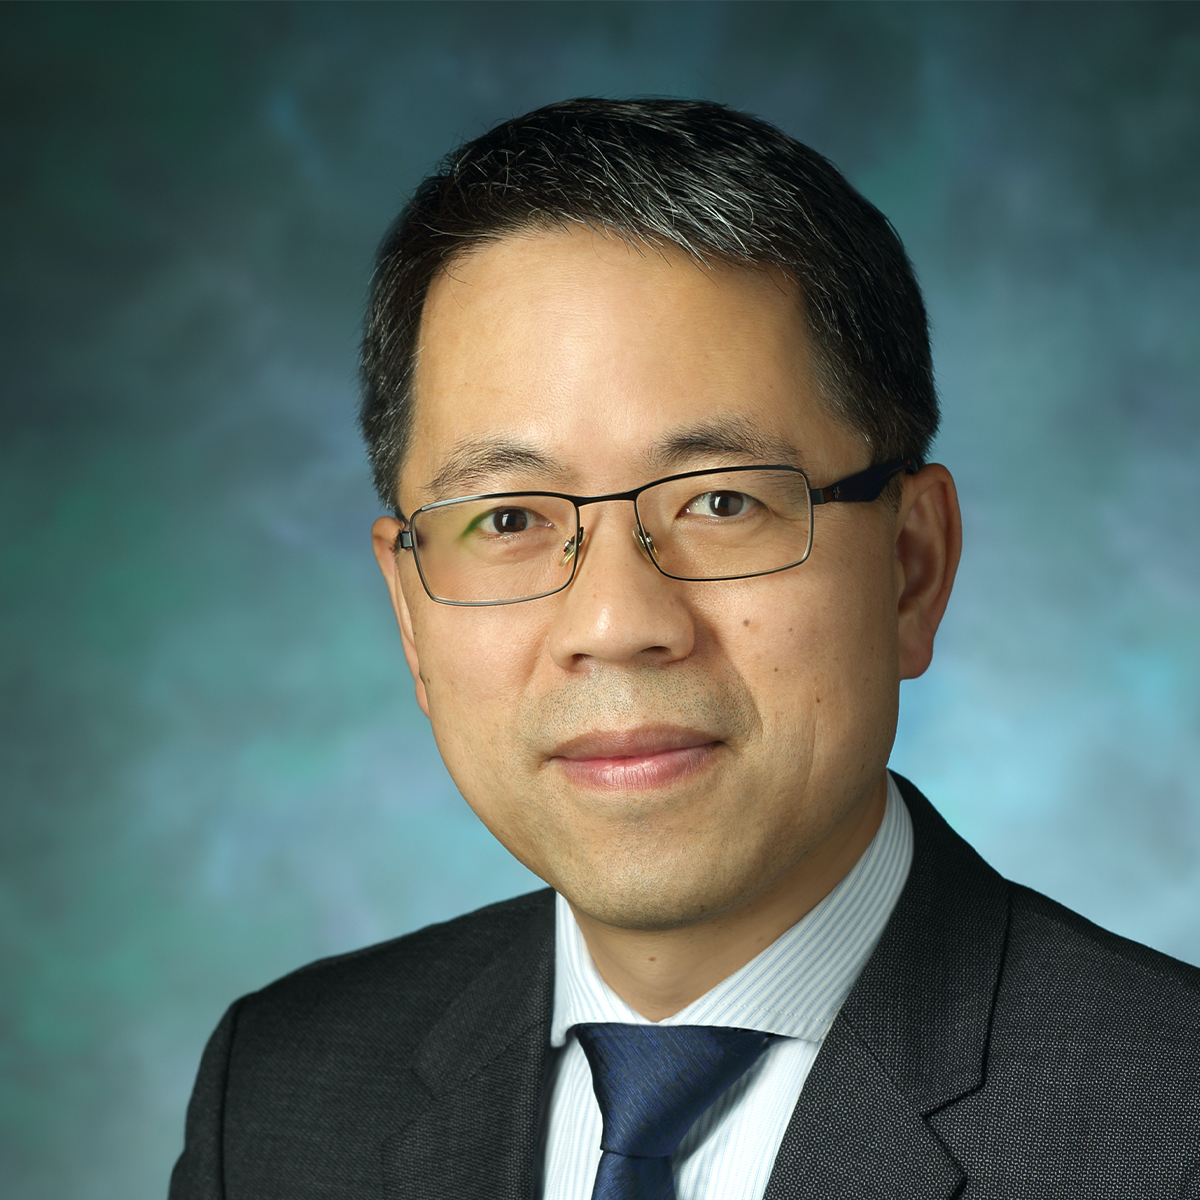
550, 772, 913, 1046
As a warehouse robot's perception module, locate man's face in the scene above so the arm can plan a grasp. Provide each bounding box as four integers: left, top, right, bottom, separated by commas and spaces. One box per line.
376, 227, 922, 934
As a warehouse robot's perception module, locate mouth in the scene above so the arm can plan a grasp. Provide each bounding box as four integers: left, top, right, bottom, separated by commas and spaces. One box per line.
548, 726, 722, 790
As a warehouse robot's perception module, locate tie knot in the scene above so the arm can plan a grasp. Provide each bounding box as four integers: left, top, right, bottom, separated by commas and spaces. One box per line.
573, 1023, 772, 1160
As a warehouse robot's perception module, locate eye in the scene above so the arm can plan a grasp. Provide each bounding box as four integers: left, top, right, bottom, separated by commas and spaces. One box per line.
488, 507, 536, 534
684, 490, 758, 518
463, 504, 560, 539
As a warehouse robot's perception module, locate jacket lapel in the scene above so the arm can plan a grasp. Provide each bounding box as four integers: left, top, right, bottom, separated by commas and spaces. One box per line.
764, 776, 1011, 1199
763, 1017, 963, 1199
382, 898, 555, 1200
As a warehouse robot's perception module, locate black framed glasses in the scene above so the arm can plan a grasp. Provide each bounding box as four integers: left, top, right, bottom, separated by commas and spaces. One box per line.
396, 458, 914, 606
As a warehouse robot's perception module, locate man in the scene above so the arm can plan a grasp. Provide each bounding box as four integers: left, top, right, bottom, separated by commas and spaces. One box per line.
171, 99, 1200, 1199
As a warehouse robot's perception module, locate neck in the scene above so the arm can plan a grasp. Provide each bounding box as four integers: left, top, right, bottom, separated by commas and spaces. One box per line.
569, 774, 888, 1021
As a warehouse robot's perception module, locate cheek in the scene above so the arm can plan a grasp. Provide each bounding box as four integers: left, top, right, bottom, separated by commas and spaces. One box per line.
408, 610, 562, 873
731, 554, 898, 755
416, 605, 533, 693
413, 609, 544, 761
802, 576, 900, 774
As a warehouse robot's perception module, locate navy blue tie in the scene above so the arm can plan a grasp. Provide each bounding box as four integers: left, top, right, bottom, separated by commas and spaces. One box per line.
573, 1023, 773, 1200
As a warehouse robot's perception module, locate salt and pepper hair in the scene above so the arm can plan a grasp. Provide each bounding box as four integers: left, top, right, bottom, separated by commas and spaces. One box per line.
360, 98, 938, 508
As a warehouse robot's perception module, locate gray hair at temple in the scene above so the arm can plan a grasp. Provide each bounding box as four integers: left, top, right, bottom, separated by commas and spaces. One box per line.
360, 97, 938, 510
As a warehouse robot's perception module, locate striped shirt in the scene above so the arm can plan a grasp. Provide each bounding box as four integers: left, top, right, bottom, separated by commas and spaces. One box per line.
541, 772, 913, 1200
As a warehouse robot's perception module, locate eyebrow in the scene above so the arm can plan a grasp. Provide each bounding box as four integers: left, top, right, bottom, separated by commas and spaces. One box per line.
645, 416, 804, 473
422, 440, 565, 499
420, 415, 805, 500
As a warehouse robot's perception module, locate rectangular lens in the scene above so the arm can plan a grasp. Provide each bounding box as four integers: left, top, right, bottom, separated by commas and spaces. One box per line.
639, 469, 812, 579
412, 495, 576, 603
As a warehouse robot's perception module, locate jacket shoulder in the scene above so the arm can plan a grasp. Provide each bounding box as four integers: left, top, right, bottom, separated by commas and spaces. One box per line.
1002, 882, 1200, 1026
240, 887, 556, 1047
171, 890, 556, 1199
930, 881, 1200, 1194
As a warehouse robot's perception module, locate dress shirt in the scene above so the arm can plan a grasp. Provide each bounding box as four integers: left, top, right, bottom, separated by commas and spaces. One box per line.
541, 772, 913, 1200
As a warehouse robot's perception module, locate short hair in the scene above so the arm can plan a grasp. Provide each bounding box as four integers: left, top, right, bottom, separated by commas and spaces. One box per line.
360, 97, 937, 509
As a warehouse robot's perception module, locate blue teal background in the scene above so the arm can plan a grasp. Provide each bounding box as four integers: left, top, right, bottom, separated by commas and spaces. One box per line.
2, 3, 1198, 1195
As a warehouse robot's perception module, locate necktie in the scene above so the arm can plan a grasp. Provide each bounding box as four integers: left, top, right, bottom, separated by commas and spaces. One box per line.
573, 1023, 773, 1200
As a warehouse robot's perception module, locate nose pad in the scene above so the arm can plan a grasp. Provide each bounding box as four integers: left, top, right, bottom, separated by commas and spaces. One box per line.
633, 523, 659, 565
561, 526, 585, 567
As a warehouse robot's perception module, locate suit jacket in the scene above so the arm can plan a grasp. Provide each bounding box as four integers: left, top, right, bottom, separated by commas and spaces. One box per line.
170, 777, 1200, 1199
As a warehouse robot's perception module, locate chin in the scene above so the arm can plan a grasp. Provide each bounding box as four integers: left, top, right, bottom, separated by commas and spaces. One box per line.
563, 859, 771, 934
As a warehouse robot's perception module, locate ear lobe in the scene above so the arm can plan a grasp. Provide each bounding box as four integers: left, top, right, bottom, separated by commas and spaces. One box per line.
893, 464, 962, 680
372, 516, 431, 718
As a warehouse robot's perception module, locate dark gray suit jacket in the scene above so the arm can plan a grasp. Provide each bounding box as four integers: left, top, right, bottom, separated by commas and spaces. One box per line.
170, 778, 1200, 1198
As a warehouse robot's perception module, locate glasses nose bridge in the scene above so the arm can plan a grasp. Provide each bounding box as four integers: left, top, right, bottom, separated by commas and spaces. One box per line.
569, 487, 658, 574
572, 484, 647, 529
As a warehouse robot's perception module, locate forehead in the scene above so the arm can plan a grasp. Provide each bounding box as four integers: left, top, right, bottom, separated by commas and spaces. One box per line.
405, 226, 850, 499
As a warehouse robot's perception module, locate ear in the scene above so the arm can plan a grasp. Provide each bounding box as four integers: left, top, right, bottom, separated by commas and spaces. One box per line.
372, 516, 430, 718
893, 464, 962, 680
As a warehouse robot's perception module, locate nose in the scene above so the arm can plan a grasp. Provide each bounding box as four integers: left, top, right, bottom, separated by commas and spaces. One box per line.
546, 506, 696, 669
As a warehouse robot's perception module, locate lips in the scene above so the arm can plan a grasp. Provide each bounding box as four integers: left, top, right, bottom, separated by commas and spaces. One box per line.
548, 726, 722, 789
551, 725, 718, 760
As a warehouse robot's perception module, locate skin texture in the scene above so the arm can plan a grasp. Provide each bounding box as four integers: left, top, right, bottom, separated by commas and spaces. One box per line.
373, 227, 961, 1019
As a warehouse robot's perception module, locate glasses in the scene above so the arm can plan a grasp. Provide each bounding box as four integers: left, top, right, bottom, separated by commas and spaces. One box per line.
396, 458, 914, 606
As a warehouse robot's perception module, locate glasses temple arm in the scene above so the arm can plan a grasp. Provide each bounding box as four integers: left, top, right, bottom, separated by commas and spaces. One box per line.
810, 458, 916, 505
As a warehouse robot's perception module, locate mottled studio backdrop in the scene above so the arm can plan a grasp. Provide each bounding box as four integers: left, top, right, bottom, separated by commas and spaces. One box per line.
2, 3, 1198, 1197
